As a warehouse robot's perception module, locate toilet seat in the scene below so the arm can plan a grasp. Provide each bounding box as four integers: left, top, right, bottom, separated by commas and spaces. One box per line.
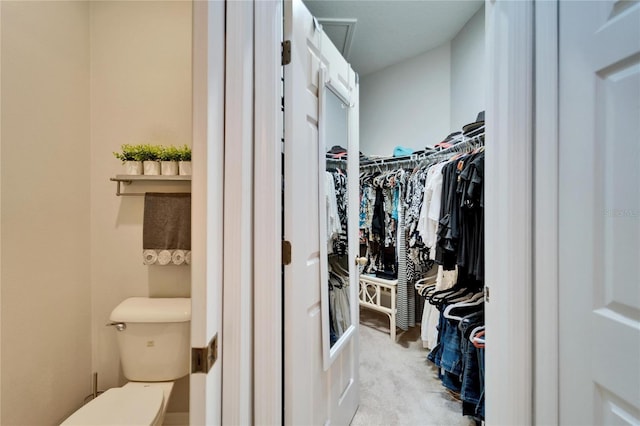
61, 386, 164, 425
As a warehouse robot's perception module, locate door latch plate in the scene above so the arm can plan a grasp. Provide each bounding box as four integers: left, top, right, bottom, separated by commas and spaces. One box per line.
191, 333, 217, 374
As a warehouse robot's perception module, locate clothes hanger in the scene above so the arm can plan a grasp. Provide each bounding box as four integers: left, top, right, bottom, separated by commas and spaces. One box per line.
419, 281, 439, 298
428, 285, 470, 305
432, 282, 475, 302
470, 326, 485, 342
373, 172, 383, 188
471, 328, 485, 348
443, 296, 484, 321
329, 255, 349, 277
416, 270, 438, 285
446, 289, 483, 305
437, 289, 481, 307
385, 173, 395, 188
414, 273, 435, 288
418, 283, 436, 297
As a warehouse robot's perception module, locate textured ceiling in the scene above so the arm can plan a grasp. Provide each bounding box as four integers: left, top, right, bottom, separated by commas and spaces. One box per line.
303, 0, 484, 76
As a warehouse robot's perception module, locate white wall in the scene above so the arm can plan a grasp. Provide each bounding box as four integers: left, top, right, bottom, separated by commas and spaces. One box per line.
0, 4, 4, 422
359, 43, 451, 157
359, 8, 485, 157
1, 2, 92, 424
89, 0, 192, 414
450, 5, 486, 131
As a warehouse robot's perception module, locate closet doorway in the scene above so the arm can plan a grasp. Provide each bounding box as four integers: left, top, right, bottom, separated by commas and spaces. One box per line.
303, 1, 487, 424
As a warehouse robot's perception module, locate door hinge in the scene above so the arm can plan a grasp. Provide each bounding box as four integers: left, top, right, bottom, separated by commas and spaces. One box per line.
282, 240, 292, 265
191, 333, 217, 374
484, 286, 490, 303
282, 40, 291, 65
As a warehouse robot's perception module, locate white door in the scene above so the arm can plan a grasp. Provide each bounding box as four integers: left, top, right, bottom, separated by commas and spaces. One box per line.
190, 1, 224, 424
283, 0, 359, 424
559, 1, 640, 424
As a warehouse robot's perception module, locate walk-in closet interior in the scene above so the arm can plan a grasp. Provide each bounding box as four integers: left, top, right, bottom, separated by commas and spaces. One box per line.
304, 1, 486, 424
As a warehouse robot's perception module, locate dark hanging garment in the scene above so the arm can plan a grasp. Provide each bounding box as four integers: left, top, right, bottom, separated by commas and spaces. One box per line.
456, 153, 478, 273
436, 161, 458, 270
371, 187, 386, 242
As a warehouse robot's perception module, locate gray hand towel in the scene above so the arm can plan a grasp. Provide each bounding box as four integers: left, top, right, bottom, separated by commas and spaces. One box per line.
143, 193, 191, 266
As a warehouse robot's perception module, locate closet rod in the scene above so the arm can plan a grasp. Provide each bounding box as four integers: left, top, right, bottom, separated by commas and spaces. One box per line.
359, 157, 419, 172
358, 131, 484, 173
424, 133, 485, 163
326, 158, 348, 168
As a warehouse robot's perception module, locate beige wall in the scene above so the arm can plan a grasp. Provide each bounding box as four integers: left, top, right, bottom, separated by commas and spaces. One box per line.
1, 2, 92, 424
89, 0, 193, 413
0, 1, 193, 422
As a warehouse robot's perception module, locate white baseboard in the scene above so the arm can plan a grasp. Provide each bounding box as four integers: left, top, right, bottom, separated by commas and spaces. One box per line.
163, 412, 189, 426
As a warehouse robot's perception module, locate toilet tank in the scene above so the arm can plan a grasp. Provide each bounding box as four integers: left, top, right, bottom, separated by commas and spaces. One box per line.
110, 297, 191, 382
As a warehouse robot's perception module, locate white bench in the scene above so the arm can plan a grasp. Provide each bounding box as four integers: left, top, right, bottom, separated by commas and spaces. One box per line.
358, 274, 398, 341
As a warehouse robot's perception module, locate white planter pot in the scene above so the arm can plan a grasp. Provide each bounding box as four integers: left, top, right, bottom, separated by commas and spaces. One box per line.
124, 161, 143, 175
161, 161, 178, 176
179, 161, 192, 176
143, 161, 161, 175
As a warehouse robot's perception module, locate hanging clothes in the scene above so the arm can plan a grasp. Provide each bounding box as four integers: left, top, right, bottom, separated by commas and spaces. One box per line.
326, 168, 351, 346
360, 167, 424, 330
417, 161, 446, 259
359, 137, 484, 338
395, 172, 415, 330
422, 139, 485, 423
326, 171, 342, 253
328, 169, 348, 256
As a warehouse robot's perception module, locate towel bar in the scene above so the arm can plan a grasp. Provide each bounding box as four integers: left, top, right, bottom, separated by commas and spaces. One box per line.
110, 175, 191, 196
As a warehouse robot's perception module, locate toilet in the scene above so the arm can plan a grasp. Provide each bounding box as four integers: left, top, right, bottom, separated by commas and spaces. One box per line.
62, 297, 191, 426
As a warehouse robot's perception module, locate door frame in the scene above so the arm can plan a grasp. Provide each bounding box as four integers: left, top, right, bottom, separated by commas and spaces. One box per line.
191, 0, 225, 423
533, 0, 559, 424
254, 0, 284, 424
249, 0, 560, 424
222, 0, 256, 424
486, 1, 560, 423
194, 0, 265, 423
484, 0, 543, 424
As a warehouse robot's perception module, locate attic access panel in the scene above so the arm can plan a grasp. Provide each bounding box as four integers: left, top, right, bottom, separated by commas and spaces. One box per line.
317, 18, 357, 59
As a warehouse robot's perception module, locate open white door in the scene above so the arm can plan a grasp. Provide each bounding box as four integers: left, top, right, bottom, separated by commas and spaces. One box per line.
190, 1, 224, 424
283, 0, 360, 423
559, 1, 640, 423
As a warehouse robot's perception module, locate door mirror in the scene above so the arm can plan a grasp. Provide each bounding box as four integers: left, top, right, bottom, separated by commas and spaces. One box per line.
318, 68, 357, 370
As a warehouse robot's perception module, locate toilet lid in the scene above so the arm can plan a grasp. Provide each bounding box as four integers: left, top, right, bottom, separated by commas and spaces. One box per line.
61, 386, 164, 425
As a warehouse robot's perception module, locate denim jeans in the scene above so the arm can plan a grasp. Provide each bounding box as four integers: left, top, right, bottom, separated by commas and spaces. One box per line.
427, 309, 463, 392
440, 318, 463, 376
476, 347, 485, 419
427, 308, 445, 367
458, 312, 483, 406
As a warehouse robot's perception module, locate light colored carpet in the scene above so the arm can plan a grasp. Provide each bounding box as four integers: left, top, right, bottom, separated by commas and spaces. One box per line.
351, 309, 475, 426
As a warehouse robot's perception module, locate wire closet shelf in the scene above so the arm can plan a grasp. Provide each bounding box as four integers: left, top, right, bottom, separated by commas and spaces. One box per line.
357, 126, 485, 173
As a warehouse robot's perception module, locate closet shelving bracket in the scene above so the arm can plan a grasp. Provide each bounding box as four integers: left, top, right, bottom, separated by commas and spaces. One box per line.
110, 175, 191, 196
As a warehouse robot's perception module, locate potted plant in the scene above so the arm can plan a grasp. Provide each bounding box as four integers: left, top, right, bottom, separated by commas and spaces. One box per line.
177, 145, 192, 176
159, 145, 180, 176
113, 144, 143, 175
139, 144, 161, 175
